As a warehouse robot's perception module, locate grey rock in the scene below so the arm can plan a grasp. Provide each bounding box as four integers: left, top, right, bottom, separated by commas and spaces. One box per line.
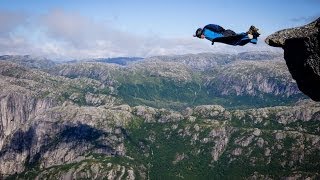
209, 126, 233, 161
266, 17, 320, 101
193, 105, 230, 120
232, 148, 243, 156
253, 128, 261, 136
133, 106, 157, 123
235, 135, 255, 147
256, 138, 265, 148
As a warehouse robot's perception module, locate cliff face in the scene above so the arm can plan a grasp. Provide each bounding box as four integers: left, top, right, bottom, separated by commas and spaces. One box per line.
0, 104, 131, 176
0, 93, 54, 149
265, 17, 320, 101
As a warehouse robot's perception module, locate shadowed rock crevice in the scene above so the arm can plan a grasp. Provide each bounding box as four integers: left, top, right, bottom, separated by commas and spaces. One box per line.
0, 123, 118, 175
0, 127, 35, 156
265, 17, 320, 101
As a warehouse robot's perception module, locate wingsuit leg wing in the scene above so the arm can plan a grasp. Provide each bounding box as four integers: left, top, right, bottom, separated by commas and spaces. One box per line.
212, 33, 250, 46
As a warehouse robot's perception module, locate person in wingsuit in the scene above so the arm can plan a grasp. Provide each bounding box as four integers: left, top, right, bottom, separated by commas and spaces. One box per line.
193, 24, 260, 46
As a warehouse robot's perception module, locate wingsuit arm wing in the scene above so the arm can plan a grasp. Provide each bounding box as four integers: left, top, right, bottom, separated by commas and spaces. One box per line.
203, 24, 225, 33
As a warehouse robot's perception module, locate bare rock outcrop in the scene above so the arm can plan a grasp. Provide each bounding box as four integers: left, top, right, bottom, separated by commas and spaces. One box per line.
265, 17, 320, 101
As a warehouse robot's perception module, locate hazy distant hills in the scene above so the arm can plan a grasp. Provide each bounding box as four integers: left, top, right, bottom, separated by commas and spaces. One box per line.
44, 51, 304, 109
0, 51, 282, 69
0, 55, 56, 69
89, 57, 144, 65
0, 55, 144, 67
1, 51, 319, 179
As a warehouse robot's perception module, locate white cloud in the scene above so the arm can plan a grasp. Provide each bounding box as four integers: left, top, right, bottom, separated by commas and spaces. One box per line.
0, 9, 279, 59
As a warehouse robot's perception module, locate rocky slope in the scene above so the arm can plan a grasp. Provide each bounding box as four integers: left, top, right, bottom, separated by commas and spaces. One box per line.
2, 99, 319, 179
265, 17, 320, 101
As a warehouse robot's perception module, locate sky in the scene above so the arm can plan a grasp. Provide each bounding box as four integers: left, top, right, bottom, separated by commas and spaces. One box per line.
0, 0, 319, 59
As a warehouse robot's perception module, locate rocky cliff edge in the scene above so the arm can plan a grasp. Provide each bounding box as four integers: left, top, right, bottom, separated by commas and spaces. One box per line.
265, 17, 320, 101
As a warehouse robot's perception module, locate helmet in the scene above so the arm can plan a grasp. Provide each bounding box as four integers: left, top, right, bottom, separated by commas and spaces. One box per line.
195, 28, 203, 38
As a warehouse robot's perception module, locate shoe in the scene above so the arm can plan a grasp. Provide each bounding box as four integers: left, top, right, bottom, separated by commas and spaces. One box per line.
247, 25, 260, 37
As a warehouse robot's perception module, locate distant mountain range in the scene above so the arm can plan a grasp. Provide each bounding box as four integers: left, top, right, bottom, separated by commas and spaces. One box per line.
90, 57, 144, 65
0, 51, 282, 69
0, 51, 319, 179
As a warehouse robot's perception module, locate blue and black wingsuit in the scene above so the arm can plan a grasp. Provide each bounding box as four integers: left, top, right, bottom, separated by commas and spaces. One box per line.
194, 24, 260, 46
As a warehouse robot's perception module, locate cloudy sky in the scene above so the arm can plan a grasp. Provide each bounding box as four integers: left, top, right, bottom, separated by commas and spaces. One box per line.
0, 0, 319, 59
